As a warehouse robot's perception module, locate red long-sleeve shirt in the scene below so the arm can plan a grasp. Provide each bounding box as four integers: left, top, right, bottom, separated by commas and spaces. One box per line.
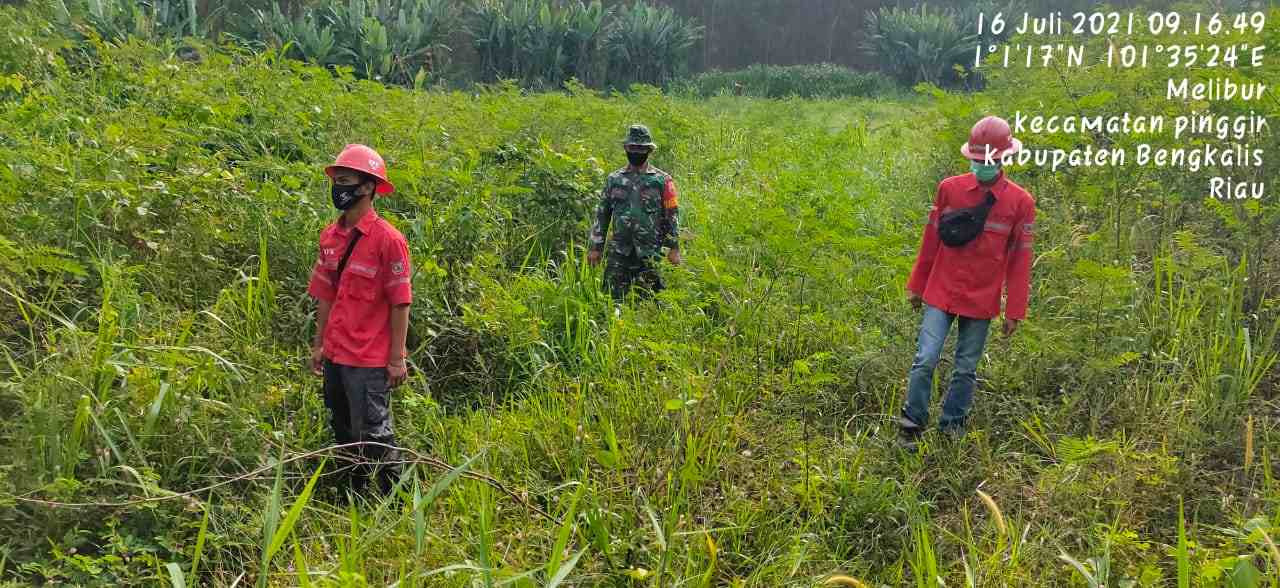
907, 172, 1035, 321
308, 209, 413, 367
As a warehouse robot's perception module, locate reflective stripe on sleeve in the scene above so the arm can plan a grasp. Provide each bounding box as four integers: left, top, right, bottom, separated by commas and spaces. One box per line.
984, 221, 1011, 234
312, 268, 333, 285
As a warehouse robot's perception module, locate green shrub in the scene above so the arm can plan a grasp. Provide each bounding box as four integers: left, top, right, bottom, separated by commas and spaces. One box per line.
603, 1, 701, 89
466, 0, 608, 89
675, 63, 900, 99
250, 0, 454, 86
53, 0, 199, 41
863, 3, 975, 88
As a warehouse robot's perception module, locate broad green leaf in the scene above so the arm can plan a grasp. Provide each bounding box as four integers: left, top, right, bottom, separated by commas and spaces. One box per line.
165, 562, 186, 588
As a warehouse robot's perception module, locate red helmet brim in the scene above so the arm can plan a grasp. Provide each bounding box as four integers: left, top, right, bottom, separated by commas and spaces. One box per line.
961, 137, 1022, 161
324, 165, 396, 195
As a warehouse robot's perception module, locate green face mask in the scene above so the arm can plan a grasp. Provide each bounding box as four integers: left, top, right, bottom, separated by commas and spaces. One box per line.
970, 161, 1001, 182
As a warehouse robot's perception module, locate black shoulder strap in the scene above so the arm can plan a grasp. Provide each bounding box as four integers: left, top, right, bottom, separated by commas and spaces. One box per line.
334, 230, 363, 288
981, 190, 997, 209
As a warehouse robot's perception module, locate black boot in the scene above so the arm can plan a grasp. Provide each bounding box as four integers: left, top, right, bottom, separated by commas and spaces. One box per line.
897, 413, 924, 450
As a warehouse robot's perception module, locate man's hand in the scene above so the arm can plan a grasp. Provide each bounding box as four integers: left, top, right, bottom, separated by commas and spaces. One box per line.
908, 291, 923, 311
667, 248, 682, 266
310, 346, 324, 376
1002, 318, 1020, 337
587, 249, 602, 266
387, 361, 408, 388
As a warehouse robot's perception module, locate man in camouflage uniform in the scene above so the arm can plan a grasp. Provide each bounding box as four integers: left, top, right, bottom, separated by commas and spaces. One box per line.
587, 124, 682, 300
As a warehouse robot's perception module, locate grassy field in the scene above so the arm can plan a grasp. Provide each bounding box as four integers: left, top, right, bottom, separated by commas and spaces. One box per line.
1, 11, 1279, 588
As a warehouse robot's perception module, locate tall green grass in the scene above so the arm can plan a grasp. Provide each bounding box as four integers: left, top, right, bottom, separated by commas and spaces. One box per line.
675, 64, 900, 99
0, 7, 1277, 585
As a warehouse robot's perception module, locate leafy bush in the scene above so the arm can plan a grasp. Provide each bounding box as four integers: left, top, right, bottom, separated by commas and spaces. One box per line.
251, 0, 454, 85
53, 0, 200, 41
466, 0, 608, 89
467, 0, 702, 90
44, 0, 704, 92
674, 63, 900, 99
604, 1, 701, 89
863, 3, 975, 88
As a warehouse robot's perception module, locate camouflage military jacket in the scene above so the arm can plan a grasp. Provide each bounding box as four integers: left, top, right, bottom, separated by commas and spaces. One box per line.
588, 165, 680, 258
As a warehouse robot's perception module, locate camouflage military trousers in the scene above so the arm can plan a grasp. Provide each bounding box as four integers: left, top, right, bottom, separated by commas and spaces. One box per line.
322, 360, 401, 493
604, 251, 664, 301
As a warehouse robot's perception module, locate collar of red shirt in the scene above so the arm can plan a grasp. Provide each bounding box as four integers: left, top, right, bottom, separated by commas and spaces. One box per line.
960, 171, 1010, 196
337, 208, 379, 235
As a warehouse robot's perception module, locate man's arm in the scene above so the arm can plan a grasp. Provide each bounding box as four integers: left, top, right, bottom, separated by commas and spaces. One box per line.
660, 176, 681, 264
389, 304, 410, 361
308, 243, 336, 375
309, 299, 332, 375
906, 182, 946, 297
587, 179, 613, 264
313, 299, 332, 349
1004, 201, 1036, 322
383, 235, 413, 385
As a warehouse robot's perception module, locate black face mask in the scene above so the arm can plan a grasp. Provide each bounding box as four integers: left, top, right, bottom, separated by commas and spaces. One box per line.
331, 183, 363, 210
626, 151, 649, 167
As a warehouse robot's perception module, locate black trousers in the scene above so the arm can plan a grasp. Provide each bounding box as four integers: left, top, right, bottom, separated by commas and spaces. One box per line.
322, 360, 401, 493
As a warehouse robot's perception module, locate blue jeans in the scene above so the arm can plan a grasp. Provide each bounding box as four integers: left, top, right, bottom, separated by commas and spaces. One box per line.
902, 303, 991, 431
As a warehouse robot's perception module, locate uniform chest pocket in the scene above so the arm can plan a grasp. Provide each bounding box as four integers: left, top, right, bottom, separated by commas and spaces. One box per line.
341, 260, 380, 301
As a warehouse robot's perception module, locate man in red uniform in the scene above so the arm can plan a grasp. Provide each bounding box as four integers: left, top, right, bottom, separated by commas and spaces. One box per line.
307, 144, 412, 492
898, 116, 1036, 447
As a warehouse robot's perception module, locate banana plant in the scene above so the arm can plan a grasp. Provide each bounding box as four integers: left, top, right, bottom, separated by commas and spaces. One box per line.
863, 4, 977, 87
293, 12, 337, 65
468, 0, 609, 89
151, 0, 198, 37
65, 0, 198, 41
249, 3, 295, 49
604, 1, 702, 89
337, 15, 393, 79
83, 0, 144, 41
384, 0, 451, 85
562, 0, 605, 85
250, 0, 453, 86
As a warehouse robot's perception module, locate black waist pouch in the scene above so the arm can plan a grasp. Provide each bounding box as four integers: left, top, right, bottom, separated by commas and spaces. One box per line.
938, 191, 996, 247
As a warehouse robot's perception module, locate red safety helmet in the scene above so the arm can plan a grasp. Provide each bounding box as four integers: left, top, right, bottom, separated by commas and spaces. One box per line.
960, 116, 1021, 161
324, 144, 395, 195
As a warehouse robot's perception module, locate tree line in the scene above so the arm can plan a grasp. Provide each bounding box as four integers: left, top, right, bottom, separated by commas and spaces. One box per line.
41, 0, 1205, 92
